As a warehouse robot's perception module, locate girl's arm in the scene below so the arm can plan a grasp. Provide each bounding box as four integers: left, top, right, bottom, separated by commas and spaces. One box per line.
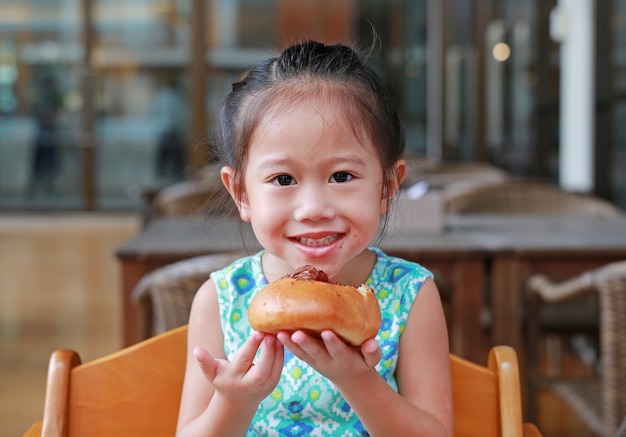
353, 277, 454, 436
176, 279, 284, 437
279, 278, 454, 437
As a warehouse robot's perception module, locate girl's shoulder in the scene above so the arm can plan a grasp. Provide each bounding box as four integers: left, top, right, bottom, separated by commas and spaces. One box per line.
210, 250, 267, 293
368, 248, 434, 337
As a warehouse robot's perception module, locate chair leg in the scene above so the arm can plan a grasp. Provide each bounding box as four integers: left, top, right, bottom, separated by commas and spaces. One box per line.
526, 293, 541, 423
545, 334, 562, 378
614, 416, 626, 437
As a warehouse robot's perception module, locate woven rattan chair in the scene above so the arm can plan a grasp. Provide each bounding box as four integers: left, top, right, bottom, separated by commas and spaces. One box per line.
444, 180, 623, 217
142, 165, 235, 225
526, 261, 626, 436
402, 157, 509, 190
152, 180, 221, 216
131, 252, 244, 335
22, 325, 543, 437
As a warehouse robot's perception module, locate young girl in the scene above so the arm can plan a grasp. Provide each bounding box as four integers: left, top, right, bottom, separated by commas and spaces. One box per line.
176, 40, 453, 437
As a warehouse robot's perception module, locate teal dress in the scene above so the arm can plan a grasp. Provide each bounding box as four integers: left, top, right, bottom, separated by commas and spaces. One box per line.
211, 247, 433, 436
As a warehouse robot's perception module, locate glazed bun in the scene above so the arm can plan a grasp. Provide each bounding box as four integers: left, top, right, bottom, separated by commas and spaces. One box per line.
248, 266, 381, 346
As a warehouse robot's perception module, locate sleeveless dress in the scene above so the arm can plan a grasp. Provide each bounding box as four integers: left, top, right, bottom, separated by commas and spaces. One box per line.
211, 247, 433, 436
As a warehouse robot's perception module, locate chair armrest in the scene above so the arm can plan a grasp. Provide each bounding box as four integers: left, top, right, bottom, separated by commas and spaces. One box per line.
527, 272, 595, 302
522, 422, 543, 436
130, 273, 154, 303
488, 345, 524, 437
42, 349, 81, 437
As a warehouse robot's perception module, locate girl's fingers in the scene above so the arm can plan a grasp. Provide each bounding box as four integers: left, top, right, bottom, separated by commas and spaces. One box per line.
320, 330, 348, 358
277, 331, 308, 361
278, 330, 330, 365
230, 331, 266, 374
246, 336, 283, 383
320, 331, 382, 370
193, 346, 222, 382
268, 339, 285, 382
276, 331, 298, 351
360, 338, 382, 368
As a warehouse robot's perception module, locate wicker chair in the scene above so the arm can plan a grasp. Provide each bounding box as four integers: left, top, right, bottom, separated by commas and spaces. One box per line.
526, 261, 626, 436
141, 165, 236, 225
444, 180, 623, 217
152, 180, 223, 216
131, 252, 244, 335
402, 157, 509, 190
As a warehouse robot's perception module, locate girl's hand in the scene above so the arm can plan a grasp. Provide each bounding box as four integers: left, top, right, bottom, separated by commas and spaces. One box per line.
277, 330, 381, 383
193, 331, 284, 406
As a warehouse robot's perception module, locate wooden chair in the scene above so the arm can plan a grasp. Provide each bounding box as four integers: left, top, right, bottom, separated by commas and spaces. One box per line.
131, 252, 244, 336
23, 325, 188, 437
526, 261, 626, 437
22, 326, 542, 437
450, 346, 542, 436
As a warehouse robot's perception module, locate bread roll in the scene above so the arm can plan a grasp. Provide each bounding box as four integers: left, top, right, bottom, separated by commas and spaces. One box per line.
248, 265, 381, 346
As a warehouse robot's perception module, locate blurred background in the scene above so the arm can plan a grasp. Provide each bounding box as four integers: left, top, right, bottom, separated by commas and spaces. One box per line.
2, 1, 626, 436
0, 0, 624, 212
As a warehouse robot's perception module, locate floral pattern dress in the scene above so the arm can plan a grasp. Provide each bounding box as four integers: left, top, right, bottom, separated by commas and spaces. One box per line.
211, 247, 433, 436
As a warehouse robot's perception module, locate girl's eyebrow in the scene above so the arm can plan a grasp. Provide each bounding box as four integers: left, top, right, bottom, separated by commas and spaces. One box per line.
329, 155, 367, 166
257, 157, 294, 170
257, 154, 367, 170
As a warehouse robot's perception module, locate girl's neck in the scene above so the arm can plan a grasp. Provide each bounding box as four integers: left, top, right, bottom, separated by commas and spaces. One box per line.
332, 249, 377, 286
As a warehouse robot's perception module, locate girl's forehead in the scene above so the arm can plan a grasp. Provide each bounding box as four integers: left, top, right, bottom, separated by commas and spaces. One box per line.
240, 85, 383, 167
250, 101, 374, 156
254, 94, 369, 139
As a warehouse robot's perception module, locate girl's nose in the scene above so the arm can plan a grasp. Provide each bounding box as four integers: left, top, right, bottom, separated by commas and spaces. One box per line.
293, 186, 336, 222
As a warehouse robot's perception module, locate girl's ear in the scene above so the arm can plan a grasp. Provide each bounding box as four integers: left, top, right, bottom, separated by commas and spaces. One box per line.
380, 159, 407, 215
220, 166, 251, 222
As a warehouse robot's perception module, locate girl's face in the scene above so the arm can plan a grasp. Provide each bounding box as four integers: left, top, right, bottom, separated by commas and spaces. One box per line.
223, 98, 403, 282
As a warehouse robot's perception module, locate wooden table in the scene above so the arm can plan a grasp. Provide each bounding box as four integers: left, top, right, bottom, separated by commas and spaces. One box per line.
462, 216, 626, 360
116, 215, 626, 366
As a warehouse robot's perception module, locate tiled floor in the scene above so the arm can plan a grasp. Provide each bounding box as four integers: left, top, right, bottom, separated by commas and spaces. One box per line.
0, 213, 140, 437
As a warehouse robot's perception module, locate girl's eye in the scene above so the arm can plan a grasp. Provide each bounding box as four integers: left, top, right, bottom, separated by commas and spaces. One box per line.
273, 174, 296, 186
330, 172, 353, 183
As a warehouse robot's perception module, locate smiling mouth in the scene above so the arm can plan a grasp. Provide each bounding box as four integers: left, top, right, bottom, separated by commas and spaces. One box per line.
294, 234, 340, 247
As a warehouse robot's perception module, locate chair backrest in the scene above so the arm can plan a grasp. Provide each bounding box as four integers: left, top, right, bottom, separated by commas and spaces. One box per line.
41, 325, 188, 437
596, 262, 626, 434
450, 346, 526, 437
444, 180, 622, 217
150, 165, 236, 220
152, 180, 225, 217
34, 325, 538, 437
131, 253, 244, 335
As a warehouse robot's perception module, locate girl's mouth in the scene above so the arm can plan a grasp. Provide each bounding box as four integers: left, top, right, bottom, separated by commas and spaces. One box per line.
292, 233, 341, 248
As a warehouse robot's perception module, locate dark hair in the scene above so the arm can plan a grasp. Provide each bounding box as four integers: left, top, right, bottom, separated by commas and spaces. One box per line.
214, 40, 405, 220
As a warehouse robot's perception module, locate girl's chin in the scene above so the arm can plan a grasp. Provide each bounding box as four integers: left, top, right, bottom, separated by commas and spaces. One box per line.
270, 253, 341, 278
265, 247, 357, 279
291, 258, 342, 279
